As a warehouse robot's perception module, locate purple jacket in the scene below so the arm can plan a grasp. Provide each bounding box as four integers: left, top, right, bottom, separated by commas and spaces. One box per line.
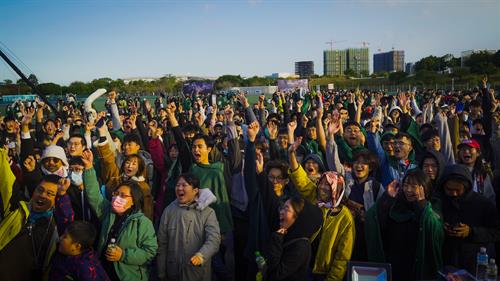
49, 249, 110, 281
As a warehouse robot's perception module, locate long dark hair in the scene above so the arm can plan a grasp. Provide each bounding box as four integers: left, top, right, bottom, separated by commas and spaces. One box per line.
402, 168, 433, 200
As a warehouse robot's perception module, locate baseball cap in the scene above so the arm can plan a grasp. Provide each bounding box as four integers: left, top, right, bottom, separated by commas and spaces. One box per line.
458, 139, 480, 150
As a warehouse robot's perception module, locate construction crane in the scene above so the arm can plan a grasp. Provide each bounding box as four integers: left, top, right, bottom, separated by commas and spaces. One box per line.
354, 41, 370, 48
325, 40, 346, 51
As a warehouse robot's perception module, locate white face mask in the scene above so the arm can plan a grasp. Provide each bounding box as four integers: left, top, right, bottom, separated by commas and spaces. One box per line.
41, 165, 68, 178
69, 171, 83, 186
462, 114, 468, 122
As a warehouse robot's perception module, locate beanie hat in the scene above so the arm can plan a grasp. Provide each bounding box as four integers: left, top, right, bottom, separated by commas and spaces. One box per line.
41, 145, 69, 168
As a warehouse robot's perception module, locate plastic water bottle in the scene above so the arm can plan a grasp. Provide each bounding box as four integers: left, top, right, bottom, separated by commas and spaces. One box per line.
487, 259, 497, 281
477, 247, 489, 281
255, 251, 266, 281
107, 238, 117, 250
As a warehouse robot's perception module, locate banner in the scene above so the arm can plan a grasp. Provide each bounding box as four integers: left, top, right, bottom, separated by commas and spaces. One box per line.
182, 81, 214, 95
277, 79, 308, 91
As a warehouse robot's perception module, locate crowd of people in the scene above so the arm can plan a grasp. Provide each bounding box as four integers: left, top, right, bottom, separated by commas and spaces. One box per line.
0, 76, 499, 281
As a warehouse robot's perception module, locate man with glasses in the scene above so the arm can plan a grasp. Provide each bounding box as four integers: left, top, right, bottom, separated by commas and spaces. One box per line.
367, 126, 418, 187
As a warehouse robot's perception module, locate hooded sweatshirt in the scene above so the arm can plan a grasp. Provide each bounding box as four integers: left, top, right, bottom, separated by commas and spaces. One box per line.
266, 200, 323, 281
438, 165, 500, 273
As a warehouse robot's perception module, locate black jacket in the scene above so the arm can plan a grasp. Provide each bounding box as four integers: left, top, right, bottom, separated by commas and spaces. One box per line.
438, 165, 500, 273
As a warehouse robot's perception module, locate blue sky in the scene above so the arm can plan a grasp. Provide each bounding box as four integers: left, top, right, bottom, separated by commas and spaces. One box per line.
0, 0, 499, 85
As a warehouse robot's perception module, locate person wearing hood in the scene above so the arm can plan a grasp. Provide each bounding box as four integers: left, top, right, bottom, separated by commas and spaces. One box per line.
243, 121, 299, 279
419, 149, 446, 193
289, 141, 355, 280
157, 173, 221, 281
81, 149, 158, 281
265, 196, 323, 281
438, 164, 500, 273
456, 138, 496, 206
325, 116, 383, 260
365, 168, 444, 281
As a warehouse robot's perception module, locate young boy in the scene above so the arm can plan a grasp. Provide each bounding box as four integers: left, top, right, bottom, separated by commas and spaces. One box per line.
50, 221, 110, 281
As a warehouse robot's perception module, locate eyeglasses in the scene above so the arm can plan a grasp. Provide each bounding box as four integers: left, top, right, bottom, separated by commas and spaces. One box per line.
111, 191, 132, 198
268, 175, 285, 183
394, 141, 411, 147
35, 186, 56, 198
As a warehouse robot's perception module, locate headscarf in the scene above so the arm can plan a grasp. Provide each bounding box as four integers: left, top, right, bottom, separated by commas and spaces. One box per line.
317, 171, 345, 209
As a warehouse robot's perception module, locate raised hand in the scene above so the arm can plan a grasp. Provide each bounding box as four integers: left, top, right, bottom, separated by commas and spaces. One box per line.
327, 117, 341, 137
108, 91, 117, 102
288, 136, 303, 153
256, 150, 264, 174
224, 106, 234, 122
247, 121, 260, 143
57, 177, 71, 196
287, 120, 297, 133
387, 180, 399, 198
23, 155, 36, 172
81, 149, 94, 170
482, 76, 488, 88
21, 107, 36, 126
267, 121, 278, 140
238, 93, 249, 108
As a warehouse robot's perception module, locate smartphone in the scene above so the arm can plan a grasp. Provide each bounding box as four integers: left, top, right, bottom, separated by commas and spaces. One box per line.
211, 94, 217, 107
96, 117, 105, 128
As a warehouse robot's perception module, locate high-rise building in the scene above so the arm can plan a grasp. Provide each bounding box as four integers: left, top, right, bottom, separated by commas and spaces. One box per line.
295, 61, 315, 78
373, 50, 405, 73
323, 48, 369, 76
405, 62, 415, 74
347, 48, 370, 76
323, 49, 347, 76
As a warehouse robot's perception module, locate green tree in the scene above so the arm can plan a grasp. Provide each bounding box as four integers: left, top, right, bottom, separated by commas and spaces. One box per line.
465, 51, 498, 75
3, 79, 13, 85
215, 75, 244, 89
38, 82, 62, 95
344, 68, 357, 77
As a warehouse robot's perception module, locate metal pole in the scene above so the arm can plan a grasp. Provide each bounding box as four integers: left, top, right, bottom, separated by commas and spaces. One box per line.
0, 48, 58, 115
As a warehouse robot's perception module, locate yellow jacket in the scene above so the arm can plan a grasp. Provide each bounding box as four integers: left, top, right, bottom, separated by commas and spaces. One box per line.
0, 148, 29, 252
290, 165, 355, 281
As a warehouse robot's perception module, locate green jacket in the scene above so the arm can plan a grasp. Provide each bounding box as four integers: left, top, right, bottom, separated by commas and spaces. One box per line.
84, 168, 158, 281
190, 162, 233, 234
365, 197, 444, 280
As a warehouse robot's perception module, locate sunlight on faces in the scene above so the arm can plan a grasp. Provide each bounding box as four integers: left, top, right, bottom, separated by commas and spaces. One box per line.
382, 139, 395, 157
67, 137, 85, 156
458, 146, 479, 166
42, 157, 63, 173
175, 177, 199, 205
304, 160, 320, 177
425, 136, 441, 152
278, 134, 288, 149
112, 186, 134, 213
422, 158, 439, 180
394, 137, 412, 160
31, 181, 58, 212
307, 127, 317, 140
402, 177, 422, 202
44, 121, 56, 136
343, 125, 361, 147
268, 168, 289, 196
123, 141, 141, 156
123, 157, 140, 177
352, 160, 369, 181
192, 139, 211, 164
